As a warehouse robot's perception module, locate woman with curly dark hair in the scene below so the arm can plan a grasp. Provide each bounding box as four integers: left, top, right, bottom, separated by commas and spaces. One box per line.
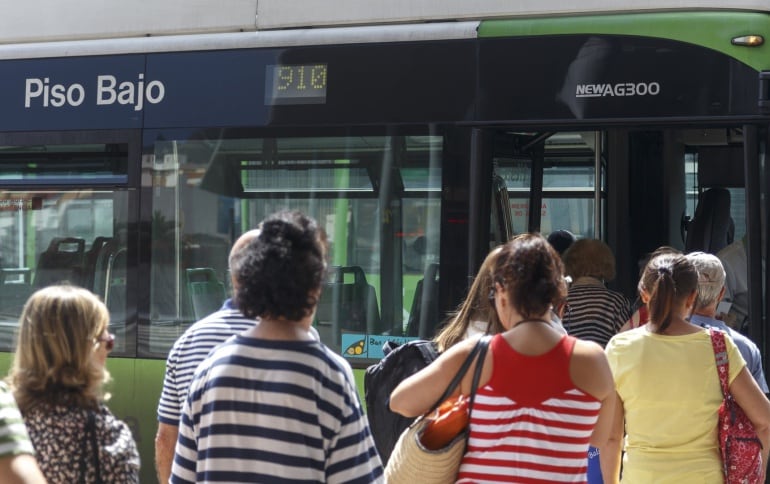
171, 210, 384, 483
391, 233, 614, 482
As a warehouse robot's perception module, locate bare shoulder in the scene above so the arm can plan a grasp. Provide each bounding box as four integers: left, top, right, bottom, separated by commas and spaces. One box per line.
569, 338, 614, 399
572, 338, 608, 361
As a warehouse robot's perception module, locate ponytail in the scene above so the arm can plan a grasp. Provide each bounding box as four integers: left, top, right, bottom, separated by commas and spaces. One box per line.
648, 266, 675, 333
639, 254, 698, 334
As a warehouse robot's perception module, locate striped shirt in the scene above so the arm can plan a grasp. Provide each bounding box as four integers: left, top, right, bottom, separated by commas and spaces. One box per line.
171, 334, 384, 484
457, 334, 601, 483
564, 281, 632, 347
157, 299, 257, 425
0, 382, 34, 458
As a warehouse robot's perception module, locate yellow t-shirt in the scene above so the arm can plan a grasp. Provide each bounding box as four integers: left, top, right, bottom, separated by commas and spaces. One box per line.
605, 327, 745, 483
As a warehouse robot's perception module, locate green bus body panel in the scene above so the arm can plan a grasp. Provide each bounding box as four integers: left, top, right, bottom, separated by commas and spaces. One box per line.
0, 353, 367, 483
479, 12, 770, 71
0, 354, 166, 483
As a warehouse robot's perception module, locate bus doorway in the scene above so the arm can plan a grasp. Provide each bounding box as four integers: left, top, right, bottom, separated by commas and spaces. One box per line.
487, 126, 769, 366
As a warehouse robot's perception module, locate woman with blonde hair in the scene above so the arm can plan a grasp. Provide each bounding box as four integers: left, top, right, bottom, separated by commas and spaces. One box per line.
9, 285, 139, 483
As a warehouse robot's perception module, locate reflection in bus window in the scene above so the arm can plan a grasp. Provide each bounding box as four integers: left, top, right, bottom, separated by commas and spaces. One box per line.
145, 133, 443, 356
0, 190, 129, 352
496, 131, 604, 239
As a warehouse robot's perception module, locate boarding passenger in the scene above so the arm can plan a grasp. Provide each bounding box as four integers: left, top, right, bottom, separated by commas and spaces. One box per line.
562, 238, 632, 347
171, 210, 383, 483
547, 229, 577, 256
434, 246, 505, 351
717, 235, 750, 330
601, 253, 770, 482
8, 285, 139, 483
0, 382, 46, 484
391, 233, 614, 482
154, 229, 261, 483
620, 246, 681, 332
686, 251, 768, 392
435, 244, 566, 352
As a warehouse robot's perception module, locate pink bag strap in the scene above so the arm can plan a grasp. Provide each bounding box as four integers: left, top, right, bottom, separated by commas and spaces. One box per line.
708, 328, 730, 398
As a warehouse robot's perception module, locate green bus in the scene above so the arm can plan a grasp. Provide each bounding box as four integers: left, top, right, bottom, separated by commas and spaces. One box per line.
0, 2, 769, 481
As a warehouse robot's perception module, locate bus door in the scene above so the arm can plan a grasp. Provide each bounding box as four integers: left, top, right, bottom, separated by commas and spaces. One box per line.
622, 126, 768, 361
491, 130, 606, 241
744, 124, 769, 360
0, 130, 140, 355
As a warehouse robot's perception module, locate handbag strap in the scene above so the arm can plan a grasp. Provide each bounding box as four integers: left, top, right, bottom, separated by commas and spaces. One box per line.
429, 336, 488, 411
467, 335, 491, 416
79, 412, 88, 484
708, 328, 730, 398
86, 410, 104, 484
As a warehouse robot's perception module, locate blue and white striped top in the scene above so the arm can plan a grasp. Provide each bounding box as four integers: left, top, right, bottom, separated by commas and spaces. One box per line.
157, 300, 257, 426
171, 334, 384, 483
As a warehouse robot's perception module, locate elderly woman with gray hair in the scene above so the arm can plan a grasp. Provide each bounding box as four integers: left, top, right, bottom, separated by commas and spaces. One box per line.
562, 238, 632, 348
686, 251, 768, 392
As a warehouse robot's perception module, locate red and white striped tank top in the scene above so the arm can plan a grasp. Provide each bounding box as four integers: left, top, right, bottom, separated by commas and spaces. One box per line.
456, 333, 601, 483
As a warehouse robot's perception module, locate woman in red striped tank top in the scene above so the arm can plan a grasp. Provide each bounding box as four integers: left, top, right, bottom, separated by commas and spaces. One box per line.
391, 233, 616, 483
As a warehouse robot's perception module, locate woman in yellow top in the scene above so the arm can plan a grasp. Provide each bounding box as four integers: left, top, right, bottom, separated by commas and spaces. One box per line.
602, 253, 770, 483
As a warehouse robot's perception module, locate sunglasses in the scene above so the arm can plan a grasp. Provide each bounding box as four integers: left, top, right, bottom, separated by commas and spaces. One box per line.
95, 333, 115, 352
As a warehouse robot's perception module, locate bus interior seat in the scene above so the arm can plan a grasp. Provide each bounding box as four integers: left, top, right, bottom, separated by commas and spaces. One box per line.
33, 237, 86, 288
83, 236, 114, 291
316, 265, 382, 341
104, 247, 127, 322
406, 263, 440, 338
183, 233, 230, 283
0, 268, 33, 318
185, 268, 226, 321
684, 187, 732, 254
92, 239, 120, 298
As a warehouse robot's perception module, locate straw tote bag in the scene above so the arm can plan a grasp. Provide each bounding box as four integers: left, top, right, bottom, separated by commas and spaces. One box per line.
385, 335, 491, 484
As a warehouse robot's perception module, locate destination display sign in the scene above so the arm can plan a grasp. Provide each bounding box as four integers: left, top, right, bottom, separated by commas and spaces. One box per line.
265, 63, 328, 105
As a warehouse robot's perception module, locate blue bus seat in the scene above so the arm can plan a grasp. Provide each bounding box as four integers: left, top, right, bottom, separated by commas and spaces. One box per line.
33, 237, 86, 288
83, 236, 114, 292
185, 268, 226, 321
183, 234, 230, 284
0, 268, 33, 319
105, 247, 128, 323
406, 263, 440, 338
316, 266, 381, 349
685, 187, 732, 254
92, 239, 121, 298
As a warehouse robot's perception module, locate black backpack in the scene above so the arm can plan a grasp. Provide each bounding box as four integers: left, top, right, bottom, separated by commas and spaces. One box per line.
364, 339, 439, 464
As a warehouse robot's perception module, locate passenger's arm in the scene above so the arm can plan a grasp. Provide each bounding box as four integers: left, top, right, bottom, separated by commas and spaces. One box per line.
0, 453, 47, 484
389, 338, 479, 418
599, 394, 624, 484
155, 422, 179, 484
569, 340, 615, 448
730, 367, 770, 478
589, 388, 616, 449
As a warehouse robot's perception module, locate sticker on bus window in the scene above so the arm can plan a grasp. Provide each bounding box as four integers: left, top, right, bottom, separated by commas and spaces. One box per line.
341, 333, 420, 359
